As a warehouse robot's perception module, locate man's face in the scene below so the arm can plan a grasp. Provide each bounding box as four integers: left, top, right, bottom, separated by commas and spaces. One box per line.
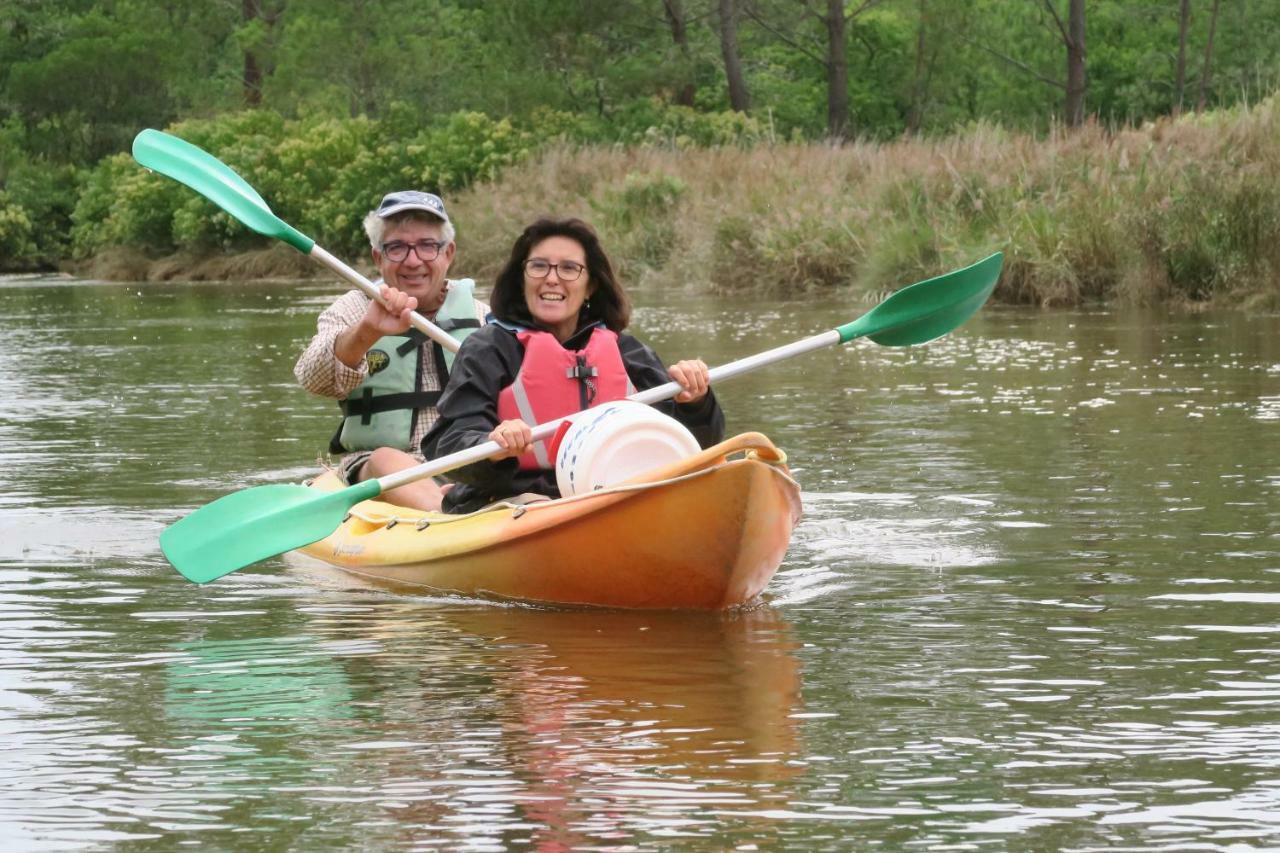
372, 218, 456, 316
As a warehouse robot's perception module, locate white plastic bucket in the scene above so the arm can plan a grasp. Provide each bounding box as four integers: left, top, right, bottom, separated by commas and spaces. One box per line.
554, 400, 700, 497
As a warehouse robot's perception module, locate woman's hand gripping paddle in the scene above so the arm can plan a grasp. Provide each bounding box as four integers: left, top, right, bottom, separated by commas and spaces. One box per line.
131, 128, 460, 353
161, 252, 1004, 583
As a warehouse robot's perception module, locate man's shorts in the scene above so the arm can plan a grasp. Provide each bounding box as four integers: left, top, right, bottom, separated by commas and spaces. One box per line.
333, 451, 450, 490
335, 450, 374, 485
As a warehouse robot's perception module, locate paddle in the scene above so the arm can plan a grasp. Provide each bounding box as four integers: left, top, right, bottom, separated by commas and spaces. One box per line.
161, 251, 1003, 583
130, 128, 461, 353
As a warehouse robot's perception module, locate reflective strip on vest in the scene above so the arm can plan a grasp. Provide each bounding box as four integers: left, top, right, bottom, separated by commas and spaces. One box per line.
434, 278, 481, 372
507, 376, 553, 467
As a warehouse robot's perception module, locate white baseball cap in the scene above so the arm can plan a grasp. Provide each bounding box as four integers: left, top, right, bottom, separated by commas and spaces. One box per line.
375, 190, 449, 224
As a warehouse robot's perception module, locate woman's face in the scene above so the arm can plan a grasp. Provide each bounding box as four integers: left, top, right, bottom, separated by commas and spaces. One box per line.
523, 235, 594, 342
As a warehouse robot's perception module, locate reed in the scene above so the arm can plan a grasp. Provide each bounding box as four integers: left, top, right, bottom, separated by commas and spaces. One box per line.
451, 98, 1280, 307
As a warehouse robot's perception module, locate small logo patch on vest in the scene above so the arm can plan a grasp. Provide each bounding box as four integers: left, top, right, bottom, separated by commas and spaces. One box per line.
366, 349, 391, 375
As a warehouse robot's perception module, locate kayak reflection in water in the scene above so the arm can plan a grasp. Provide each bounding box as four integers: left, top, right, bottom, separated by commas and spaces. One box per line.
297, 602, 805, 848
422, 217, 726, 514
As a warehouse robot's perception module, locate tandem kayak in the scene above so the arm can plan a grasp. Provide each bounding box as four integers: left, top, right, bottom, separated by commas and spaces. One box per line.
293, 432, 802, 609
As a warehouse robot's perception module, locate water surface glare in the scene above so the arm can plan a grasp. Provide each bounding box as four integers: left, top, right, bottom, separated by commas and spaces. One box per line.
0, 274, 1277, 849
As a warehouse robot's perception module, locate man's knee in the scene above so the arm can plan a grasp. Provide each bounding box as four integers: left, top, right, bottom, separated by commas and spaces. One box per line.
366, 446, 412, 477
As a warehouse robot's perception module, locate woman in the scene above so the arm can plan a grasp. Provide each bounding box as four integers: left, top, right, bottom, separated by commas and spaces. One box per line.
423, 217, 724, 514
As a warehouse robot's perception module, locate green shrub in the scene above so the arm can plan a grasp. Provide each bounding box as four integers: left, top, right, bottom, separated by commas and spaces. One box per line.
710, 214, 763, 292
418, 112, 535, 191
1135, 165, 1280, 301
563, 99, 767, 147
0, 161, 79, 263
266, 116, 392, 256
70, 109, 541, 260
592, 172, 686, 270
72, 152, 190, 254
0, 192, 37, 263
709, 207, 866, 293
1146, 187, 1220, 300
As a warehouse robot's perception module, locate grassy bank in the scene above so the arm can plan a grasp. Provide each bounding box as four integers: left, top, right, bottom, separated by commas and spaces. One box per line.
46, 98, 1280, 308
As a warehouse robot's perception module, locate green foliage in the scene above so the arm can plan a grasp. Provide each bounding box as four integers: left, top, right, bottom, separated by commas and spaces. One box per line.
592, 172, 687, 270
71, 152, 190, 254
846, 6, 915, 138
2, 160, 80, 261
0, 191, 37, 263
590, 100, 769, 147
861, 177, 944, 289
63, 101, 766, 262
418, 112, 534, 190
0, 118, 25, 177
710, 215, 764, 292
742, 38, 828, 141
1140, 170, 1280, 301
2, 2, 239, 162
709, 200, 868, 293
1, 116, 81, 263
68, 109, 541, 259
6, 0, 1280, 170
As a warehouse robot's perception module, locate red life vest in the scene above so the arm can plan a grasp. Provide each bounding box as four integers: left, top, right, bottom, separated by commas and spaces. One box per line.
496, 327, 635, 469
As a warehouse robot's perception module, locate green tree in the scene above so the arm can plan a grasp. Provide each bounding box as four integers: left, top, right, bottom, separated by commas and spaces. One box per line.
2, 1, 241, 162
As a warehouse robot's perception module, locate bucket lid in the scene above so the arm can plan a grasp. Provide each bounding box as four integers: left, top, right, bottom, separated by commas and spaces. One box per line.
555, 401, 700, 497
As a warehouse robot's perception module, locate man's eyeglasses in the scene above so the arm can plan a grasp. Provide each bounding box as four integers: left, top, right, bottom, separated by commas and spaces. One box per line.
524, 259, 586, 281
381, 239, 447, 262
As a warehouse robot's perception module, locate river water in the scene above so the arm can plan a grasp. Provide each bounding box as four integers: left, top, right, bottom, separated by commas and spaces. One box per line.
0, 273, 1277, 850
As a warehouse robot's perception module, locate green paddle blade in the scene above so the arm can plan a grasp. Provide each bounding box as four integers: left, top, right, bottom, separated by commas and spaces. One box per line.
837, 252, 1002, 345
160, 479, 381, 584
132, 129, 315, 254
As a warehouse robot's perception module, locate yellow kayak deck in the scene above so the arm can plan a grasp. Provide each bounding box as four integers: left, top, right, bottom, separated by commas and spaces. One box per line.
295, 432, 802, 609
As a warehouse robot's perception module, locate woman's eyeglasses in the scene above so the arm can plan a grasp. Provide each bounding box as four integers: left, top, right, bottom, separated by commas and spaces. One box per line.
524, 259, 585, 281
381, 239, 447, 262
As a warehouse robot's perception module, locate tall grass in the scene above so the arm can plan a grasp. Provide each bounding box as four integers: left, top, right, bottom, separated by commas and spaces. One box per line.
449, 97, 1280, 307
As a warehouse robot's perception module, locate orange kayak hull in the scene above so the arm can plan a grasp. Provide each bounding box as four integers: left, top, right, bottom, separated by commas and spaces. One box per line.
295, 433, 802, 609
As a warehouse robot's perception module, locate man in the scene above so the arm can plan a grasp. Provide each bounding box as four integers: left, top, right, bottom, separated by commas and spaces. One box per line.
294, 190, 487, 510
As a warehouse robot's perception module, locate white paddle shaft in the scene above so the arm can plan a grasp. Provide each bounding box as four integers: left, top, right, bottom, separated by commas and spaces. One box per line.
375, 328, 842, 493
310, 245, 461, 353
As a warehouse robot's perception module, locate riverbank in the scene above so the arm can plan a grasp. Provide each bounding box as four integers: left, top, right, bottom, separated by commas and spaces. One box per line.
23, 98, 1280, 309
61, 243, 326, 283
